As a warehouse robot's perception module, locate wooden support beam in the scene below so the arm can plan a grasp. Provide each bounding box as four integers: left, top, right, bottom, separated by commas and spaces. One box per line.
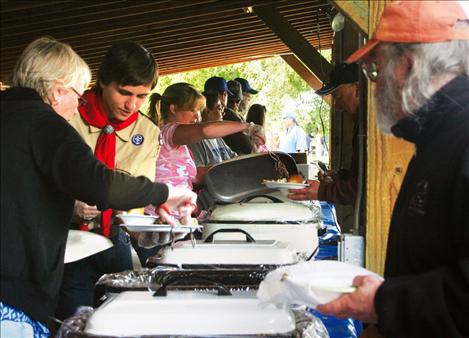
331, 0, 369, 36
280, 54, 331, 105
254, 5, 331, 83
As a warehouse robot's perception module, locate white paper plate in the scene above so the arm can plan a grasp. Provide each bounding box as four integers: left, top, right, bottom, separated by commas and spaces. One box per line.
120, 223, 202, 233
257, 261, 382, 308
117, 214, 158, 225
65, 230, 113, 264
262, 181, 308, 190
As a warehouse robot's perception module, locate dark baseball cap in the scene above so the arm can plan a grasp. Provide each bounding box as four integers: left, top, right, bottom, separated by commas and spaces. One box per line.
203, 76, 233, 95
234, 77, 258, 94
315, 63, 359, 96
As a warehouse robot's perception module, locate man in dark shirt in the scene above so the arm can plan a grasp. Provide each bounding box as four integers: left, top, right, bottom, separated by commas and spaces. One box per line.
288, 63, 359, 205
223, 80, 258, 154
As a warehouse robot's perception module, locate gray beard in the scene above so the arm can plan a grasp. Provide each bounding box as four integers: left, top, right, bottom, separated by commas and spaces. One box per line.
238, 100, 248, 114
374, 71, 403, 134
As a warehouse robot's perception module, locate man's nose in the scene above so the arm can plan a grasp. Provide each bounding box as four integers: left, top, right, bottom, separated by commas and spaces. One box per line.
124, 96, 137, 112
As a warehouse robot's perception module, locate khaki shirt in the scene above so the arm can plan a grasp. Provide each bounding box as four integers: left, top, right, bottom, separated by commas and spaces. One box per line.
69, 112, 160, 179
69, 112, 160, 228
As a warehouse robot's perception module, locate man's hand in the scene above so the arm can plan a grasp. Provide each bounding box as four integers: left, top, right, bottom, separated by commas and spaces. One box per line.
318, 170, 337, 183
287, 179, 321, 201
74, 201, 100, 221
316, 275, 384, 323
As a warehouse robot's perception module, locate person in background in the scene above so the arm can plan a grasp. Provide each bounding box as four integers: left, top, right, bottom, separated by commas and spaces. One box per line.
148, 82, 264, 196
288, 63, 359, 205
202, 76, 231, 108
246, 103, 269, 152
235, 77, 258, 114
188, 91, 237, 169
223, 80, 260, 154
316, 2, 469, 337
56, 40, 161, 320
278, 111, 308, 153
0, 37, 196, 337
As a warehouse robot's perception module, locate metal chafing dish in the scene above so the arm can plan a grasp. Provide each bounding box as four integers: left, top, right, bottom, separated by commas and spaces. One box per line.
197, 151, 323, 258
58, 289, 329, 338
95, 235, 300, 300
201, 201, 321, 258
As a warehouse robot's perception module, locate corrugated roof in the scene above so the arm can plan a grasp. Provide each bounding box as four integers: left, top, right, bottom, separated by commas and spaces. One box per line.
0, 0, 333, 84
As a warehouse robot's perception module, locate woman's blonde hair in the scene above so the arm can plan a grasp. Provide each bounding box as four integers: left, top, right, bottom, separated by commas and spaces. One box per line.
11, 36, 91, 102
148, 83, 205, 125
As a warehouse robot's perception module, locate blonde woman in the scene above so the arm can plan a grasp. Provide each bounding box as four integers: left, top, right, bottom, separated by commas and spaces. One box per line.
0, 37, 196, 336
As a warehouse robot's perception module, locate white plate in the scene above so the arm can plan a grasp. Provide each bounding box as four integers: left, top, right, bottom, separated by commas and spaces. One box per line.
311, 285, 357, 293
65, 230, 113, 264
263, 181, 308, 190
257, 261, 382, 308
121, 223, 202, 233
117, 214, 158, 225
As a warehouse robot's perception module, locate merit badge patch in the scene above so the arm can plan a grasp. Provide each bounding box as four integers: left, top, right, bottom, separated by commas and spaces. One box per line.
131, 134, 144, 146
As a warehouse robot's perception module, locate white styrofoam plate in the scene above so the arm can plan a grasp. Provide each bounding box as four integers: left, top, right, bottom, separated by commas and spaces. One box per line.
262, 181, 308, 190
257, 260, 382, 308
65, 230, 113, 264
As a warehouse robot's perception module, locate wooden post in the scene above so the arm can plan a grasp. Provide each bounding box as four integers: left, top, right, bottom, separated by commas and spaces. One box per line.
331, 0, 415, 274
364, 0, 414, 275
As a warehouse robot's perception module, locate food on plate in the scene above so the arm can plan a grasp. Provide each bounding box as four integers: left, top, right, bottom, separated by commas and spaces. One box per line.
179, 217, 199, 227
287, 174, 304, 184
127, 208, 144, 215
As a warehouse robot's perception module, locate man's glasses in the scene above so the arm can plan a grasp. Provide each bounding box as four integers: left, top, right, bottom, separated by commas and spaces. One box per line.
69, 87, 88, 107
361, 61, 378, 82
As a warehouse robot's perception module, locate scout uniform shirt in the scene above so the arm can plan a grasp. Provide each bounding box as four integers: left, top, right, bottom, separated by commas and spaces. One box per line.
69, 111, 160, 227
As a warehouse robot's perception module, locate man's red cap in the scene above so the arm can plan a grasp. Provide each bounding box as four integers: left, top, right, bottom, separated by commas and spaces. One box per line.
347, 1, 469, 63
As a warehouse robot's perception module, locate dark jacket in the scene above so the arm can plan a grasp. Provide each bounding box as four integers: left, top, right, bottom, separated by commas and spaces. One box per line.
223, 107, 254, 154
375, 75, 469, 337
0, 87, 169, 323
318, 132, 358, 205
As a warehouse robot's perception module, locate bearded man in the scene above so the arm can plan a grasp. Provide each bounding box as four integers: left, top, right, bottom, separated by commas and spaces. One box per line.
317, 1, 469, 337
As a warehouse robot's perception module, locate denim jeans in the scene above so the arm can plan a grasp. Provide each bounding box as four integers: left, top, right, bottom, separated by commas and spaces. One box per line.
55, 228, 132, 320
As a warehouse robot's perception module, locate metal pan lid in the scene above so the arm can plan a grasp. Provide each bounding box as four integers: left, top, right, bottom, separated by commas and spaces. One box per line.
204, 152, 298, 203
205, 202, 318, 223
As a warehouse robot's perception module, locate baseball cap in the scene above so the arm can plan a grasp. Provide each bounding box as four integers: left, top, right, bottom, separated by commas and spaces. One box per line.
227, 80, 243, 102
347, 0, 469, 63
234, 77, 258, 94
282, 111, 296, 120
203, 76, 233, 95
315, 63, 359, 96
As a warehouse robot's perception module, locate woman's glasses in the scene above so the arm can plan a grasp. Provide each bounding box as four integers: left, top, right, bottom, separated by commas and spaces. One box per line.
69, 87, 88, 107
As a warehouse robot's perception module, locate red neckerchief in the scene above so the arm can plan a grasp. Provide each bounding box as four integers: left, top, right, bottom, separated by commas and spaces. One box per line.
78, 89, 139, 237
